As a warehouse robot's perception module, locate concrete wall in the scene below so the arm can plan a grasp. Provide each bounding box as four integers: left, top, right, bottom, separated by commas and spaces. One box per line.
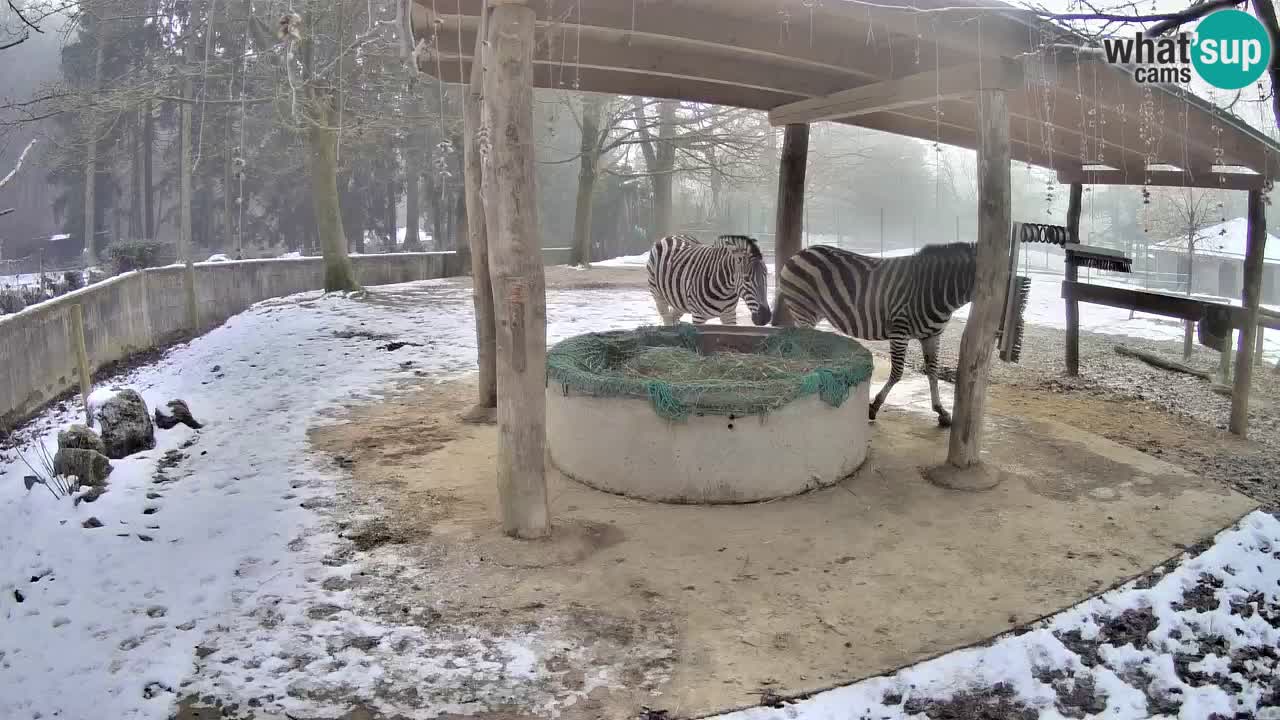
0, 249, 567, 427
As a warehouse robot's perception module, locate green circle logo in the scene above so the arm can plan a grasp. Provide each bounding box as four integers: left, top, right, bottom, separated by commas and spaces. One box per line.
1192, 10, 1273, 90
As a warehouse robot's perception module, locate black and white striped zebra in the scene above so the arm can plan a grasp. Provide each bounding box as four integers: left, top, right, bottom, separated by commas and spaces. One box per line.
647, 234, 772, 326
773, 242, 976, 426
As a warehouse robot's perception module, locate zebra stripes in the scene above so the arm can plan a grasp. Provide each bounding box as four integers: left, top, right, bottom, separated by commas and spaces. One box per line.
646, 234, 772, 327
774, 242, 977, 426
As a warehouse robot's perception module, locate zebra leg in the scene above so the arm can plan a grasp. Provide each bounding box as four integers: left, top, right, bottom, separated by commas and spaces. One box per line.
719, 307, 739, 325
692, 315, 709, 325
652, 293, 676, 325
920, 332, 951, 427
869, 339, 908, 422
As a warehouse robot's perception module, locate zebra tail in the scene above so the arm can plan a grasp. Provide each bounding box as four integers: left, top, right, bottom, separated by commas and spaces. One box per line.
771, 289, 787, 327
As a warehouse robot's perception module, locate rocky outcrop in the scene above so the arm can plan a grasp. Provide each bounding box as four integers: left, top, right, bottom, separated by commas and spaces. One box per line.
96, 389, 155, 459
154, 399, 203, 430
53, 447, 113, 486
58, 424, 107, 455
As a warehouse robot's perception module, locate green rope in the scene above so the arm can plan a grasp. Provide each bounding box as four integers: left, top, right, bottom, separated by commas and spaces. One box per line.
547, 323, 873, 422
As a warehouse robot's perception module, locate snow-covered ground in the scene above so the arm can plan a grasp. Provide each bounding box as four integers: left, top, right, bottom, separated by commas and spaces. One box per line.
0, 281, 657, 719
1, 276, 1276, 719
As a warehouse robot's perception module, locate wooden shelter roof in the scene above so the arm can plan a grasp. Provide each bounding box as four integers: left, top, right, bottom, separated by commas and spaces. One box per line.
411, 0, 1280, 189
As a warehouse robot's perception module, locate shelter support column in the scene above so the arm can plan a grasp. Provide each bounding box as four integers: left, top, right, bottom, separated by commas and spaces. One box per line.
481, 0, 550, 538
1229, 189, 1267, 437
935, 88, 1011, 487
772, 123, 809, 326
1064, 183, 1083, 376
462, 4, 497, 419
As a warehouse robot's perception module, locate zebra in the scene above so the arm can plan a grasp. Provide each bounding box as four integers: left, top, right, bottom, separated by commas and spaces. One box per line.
646, 234, 772, 326
772, 242, 976, 427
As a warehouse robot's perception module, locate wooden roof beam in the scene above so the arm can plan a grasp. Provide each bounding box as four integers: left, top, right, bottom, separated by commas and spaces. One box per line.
768, 58, 1024, 126
1057, 167, 1267, 190
431, 26, 866, 100
414, 1, 977, 88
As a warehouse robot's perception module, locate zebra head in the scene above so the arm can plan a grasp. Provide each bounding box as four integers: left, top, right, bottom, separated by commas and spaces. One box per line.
717, 235, 772, 326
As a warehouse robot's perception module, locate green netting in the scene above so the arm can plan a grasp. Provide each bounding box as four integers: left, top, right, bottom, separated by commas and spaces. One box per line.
546, 323, 873, 421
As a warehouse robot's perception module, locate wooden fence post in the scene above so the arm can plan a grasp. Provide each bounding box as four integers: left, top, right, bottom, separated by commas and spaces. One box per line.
482, 0, 550, 539
936, 87, 1011, 487
1064, 183, 1083, 376
69, 304, 93, 427
1230, 189, 1267, 436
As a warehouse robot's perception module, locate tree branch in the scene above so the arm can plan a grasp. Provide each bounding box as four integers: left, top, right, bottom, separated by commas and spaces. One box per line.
0, 138, 37, 191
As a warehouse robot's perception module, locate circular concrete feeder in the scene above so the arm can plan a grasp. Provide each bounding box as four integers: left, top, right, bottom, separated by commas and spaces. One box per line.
546, 325, 871, 504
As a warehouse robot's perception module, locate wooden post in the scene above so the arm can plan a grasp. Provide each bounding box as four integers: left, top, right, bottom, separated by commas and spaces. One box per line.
481, 0, 550, 539
942, 88, 1011, 480
68, 304, 93, 427
1064, 183, 1083, 376
1256, 328, 1264, 366
461, 5, 498, 419
1229, 189, 1267, 436
772, 123, 808, 326
1219, 329, 1234, 383
879, 207, 885, 256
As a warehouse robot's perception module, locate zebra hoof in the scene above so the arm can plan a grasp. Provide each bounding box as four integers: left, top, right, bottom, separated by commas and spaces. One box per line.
868, 407, 879, 422
937, 414, 953, 428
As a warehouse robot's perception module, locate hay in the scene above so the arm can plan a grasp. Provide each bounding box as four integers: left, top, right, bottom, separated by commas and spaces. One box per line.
621, 347, 829, 384
546, 324, 873, 421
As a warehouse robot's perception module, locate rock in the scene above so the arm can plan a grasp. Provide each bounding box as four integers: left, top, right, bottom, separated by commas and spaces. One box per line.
82, 516, 103, 529
53, 447, 114, 486
58, 424, 106, 455
96, 389, 155, 459
154, 399, 203, 430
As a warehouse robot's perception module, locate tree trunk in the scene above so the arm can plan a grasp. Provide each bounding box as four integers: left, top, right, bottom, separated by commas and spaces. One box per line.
405, 123, 421, 252
385, 177, 397, 249
130, 117, 143, 239
482, 1, 549, 539
82, 38, 104, 265
944, 89, 1010, 476
1183, 217, 1197, 359
772, 123, 809, 326
306, 90, 360, 292
453, 191, 467, 253
463, 5, 496, 413
143, 100, 155, 240
571, 96, 604, 268
179, 78, 199, 330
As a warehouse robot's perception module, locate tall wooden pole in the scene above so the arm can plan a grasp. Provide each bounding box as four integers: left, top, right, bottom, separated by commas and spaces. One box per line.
1064, 183, 1083, 376
482, 0, 550, 539
772, 123, 808, 326
1230, 189, 1267, 436
944, 89, 1011, 475
462, 5, 498, 418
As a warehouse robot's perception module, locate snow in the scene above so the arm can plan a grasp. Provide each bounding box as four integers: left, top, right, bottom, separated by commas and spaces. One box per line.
0, 280, 659, 719
204, 253, 231, 263
2, 274, 1277, 719
596, 251, 649, 267
1152, 217, 1280, 264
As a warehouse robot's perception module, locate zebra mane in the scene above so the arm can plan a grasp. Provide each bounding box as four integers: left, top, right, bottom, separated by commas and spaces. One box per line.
915, 242, 976, 260
715, 234, 763, 260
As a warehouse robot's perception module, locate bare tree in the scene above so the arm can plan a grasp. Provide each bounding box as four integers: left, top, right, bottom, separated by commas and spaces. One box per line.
1147, 186, 1227, 358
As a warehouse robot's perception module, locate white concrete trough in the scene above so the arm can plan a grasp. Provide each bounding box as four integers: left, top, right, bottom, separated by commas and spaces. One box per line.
546, 324, 872, 504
